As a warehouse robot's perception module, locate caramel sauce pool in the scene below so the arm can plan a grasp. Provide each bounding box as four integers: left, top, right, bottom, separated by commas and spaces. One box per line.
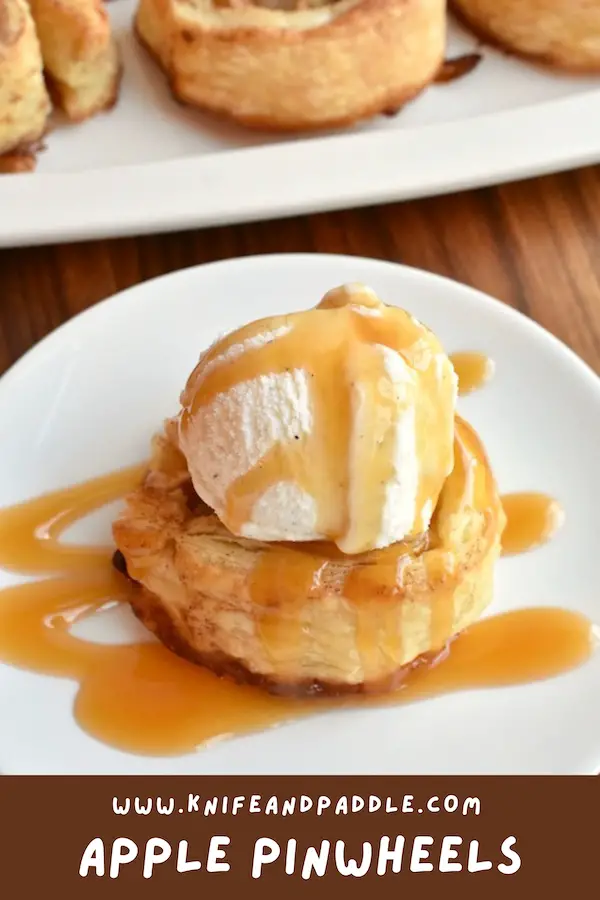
0, 467, 591, 756
448, 351, 565, 556
451, 352, 495, 396
501, 493, 565, 555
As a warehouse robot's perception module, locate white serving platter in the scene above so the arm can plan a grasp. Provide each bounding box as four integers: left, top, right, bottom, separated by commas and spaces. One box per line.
2, 3, 600, 247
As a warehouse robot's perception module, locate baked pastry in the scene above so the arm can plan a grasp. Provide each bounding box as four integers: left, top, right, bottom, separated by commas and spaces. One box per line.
451, 0, 600, 72
113, 414, 504, 694
112, 286, 506, 695
134, 0, 446, 130
0, 0, 51, 171
28, 0, 121, 121
113, 286, 505, 695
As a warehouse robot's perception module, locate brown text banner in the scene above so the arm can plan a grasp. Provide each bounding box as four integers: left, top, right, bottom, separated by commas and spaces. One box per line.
0, 776, 596, 898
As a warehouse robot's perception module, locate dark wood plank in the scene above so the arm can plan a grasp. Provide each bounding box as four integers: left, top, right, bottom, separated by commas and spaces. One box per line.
1, 164, 600, 375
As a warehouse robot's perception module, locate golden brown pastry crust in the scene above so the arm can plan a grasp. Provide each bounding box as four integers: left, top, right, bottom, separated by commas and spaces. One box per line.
28, 0, 121, 121
134, 0, 446, 130
126, 583, 454, 696
451, 0, 600, 73
0, 0, 51, 164
0, 146, 39, 172
113, 414, 505, 695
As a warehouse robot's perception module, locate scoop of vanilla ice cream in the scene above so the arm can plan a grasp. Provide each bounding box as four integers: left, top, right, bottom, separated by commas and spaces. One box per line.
177, 284, 458, 554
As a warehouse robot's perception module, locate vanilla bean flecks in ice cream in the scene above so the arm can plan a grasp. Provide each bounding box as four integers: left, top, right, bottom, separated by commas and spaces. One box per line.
177, 284, 458, 554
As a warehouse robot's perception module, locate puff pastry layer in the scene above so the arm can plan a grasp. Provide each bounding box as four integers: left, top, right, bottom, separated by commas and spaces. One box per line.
135, 0, 446, 130
113, 413, 505, 695
452, 0, 600, 72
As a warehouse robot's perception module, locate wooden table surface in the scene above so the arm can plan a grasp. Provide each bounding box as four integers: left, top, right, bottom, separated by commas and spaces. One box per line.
1, 164, 600, 377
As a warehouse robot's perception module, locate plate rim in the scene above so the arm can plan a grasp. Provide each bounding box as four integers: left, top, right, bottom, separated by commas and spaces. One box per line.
2, 252, 599, 393
2, 88, 600, 248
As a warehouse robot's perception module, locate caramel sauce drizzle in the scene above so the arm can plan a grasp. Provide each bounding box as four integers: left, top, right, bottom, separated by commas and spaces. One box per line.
447, 352, 564, 555
246, 415, 492, 679
179, 286, 457, 553
501, 493, 565, 556
0, 329, 585, 757
447, 351, 565, 555
451, 352, 495, 396
0, 466, 591, 757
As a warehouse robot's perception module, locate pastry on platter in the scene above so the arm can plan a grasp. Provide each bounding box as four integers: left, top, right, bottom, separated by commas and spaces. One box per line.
451, 0, 600, 72
0, 0, 51, 172
28, 0, 121, 121
134, 0, 446, 130
113, 284, 505, 695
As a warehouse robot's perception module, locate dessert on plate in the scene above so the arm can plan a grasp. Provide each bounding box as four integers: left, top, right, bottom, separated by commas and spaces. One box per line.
134, 0, 446, 130
451, 0, 600, 72
0, 0, 120, 172
113, 284, 506, 695
0, 0, 51, 172
29, 0, 121, 121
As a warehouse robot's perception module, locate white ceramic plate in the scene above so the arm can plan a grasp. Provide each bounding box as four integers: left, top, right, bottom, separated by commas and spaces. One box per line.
0, 253, 599, 775
2, 6, 600, 247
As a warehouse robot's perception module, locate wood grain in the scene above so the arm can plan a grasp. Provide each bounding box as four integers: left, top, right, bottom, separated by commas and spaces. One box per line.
1, 165, 600, 376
